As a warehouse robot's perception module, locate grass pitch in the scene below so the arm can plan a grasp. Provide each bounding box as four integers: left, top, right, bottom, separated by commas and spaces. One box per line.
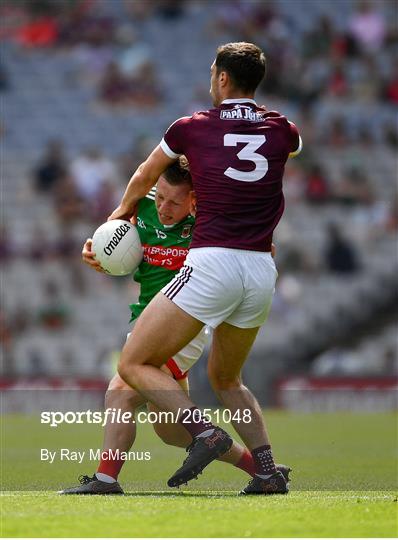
2, 490, 396, 538
1, 411, 397, 537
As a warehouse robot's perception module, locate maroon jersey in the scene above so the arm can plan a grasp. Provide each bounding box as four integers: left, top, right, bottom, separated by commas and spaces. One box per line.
160, 99, 301, 252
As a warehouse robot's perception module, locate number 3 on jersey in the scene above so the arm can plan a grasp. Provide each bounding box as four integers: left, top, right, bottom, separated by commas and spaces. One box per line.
224, 134, 268, 182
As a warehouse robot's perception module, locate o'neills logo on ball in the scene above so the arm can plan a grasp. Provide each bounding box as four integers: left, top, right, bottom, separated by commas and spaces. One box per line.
104, 224, 131, 256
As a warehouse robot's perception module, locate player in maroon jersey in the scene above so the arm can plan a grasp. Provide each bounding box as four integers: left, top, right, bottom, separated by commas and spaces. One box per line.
108, 42, 302, 495
62, 161, 291, 495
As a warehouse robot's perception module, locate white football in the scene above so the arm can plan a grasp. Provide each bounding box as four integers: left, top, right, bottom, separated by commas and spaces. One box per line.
92, 220, 143, 276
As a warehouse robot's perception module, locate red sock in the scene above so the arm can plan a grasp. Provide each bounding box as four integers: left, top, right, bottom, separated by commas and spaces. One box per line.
235, 449, 256, 477
97, 451, 125, 481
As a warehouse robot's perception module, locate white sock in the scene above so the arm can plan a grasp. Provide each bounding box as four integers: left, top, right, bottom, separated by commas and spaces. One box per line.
96, 472, 116, 483
196, 428, 215, 438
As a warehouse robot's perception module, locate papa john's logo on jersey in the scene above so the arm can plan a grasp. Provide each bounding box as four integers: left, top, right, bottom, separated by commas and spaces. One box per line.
220, 105, 263, 122
180, 224, 192, 239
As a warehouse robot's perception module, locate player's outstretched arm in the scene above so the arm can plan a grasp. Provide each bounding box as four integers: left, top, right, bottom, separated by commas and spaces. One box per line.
81, 238, 106, 273
108, 145, 176, 222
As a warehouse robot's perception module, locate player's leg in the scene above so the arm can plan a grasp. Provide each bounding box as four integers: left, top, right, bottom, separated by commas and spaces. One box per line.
148, 372, 192, 448
59, 374, 146, 495
118, 289, 246, 441
98, 374, 146, 480
148, 329, 208, 448
207, 323, 267, 449
119, 301, 256, 485
151, 394, 257, 476
145, 327, 284, 482
207, 321, 288, 495
148, 367, 258, 478
117, 292, 205, 414
117, 251, 279, 488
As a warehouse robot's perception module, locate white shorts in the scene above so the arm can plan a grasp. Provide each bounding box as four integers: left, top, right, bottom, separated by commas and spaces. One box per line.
127, 324, 208, 379
162, 247, 277, 329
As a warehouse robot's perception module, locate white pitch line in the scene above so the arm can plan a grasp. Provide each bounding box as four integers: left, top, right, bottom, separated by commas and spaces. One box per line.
0, 491, 396, 500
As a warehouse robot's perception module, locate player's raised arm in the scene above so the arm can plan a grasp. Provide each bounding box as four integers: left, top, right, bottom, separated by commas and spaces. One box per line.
108, 145, 176, 222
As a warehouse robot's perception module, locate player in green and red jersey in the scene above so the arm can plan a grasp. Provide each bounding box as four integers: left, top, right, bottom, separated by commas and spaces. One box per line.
129, 187, 194, 323
60, 157, 290, 495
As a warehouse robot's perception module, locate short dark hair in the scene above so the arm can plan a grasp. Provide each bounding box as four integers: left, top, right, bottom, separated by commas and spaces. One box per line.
215, 42, 266, 94
162, 155, 192, 187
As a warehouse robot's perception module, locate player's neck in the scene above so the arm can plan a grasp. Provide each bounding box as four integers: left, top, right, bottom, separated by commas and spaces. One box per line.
219, 95, 256, 106
221, 90, 255, 103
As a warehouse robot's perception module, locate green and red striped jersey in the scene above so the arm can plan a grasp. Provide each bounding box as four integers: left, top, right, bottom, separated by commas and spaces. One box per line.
129, 188, 194, 321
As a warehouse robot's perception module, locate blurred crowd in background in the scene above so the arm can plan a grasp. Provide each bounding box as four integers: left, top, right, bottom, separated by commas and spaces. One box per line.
1, 0, 397, 395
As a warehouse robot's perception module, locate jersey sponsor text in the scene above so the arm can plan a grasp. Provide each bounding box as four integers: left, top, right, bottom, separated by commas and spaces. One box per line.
220, 105, 264, 122
142, 244, 189, 270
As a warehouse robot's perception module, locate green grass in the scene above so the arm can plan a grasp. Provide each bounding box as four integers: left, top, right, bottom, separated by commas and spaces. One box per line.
2, 491, 396, 538
1, 411, 397, 537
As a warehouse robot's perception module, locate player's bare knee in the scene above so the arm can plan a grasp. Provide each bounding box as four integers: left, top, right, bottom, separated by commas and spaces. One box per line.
107, 373, 131, 392
117, 359, 135, 387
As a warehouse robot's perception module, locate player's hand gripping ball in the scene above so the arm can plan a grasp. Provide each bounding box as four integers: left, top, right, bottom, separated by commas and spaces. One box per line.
92, 220, 143, 276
